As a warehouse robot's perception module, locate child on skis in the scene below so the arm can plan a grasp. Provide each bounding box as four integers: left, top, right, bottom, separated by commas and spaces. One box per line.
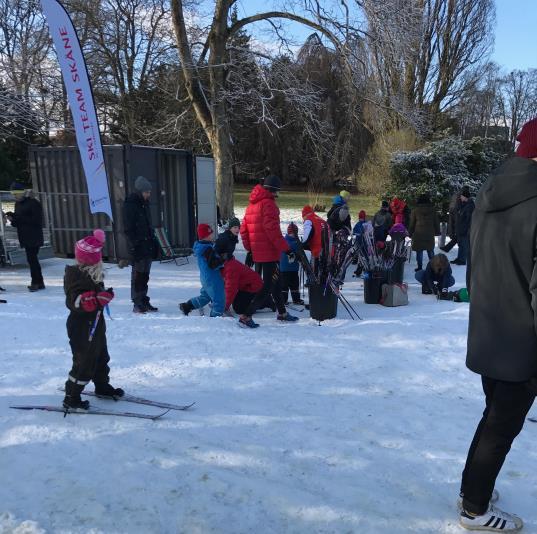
280, 223, 304, 306
63, 229, 122, 410
179, 224, 225, 317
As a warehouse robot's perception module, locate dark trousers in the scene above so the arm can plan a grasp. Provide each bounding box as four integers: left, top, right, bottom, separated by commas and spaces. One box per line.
233, 290, 256, 315
25, 246, 43, 285
456, 235, 470, 263
131, 257, 152, 306
281, 270, 301, 303
246, 261, 286, 316
65, 316, 111, 398
415, 249, 434, 270
461, 376, 535, 515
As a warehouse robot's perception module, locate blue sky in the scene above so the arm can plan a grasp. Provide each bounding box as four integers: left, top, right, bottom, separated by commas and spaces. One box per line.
234, 0, 535, 72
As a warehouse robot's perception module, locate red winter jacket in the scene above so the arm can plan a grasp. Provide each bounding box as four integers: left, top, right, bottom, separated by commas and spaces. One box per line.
302, 210, 326, 258
240, 185, 290, 262
222, 258, 263, 310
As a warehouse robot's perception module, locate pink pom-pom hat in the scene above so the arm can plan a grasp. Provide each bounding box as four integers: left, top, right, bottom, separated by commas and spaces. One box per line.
75, 229, 106, 265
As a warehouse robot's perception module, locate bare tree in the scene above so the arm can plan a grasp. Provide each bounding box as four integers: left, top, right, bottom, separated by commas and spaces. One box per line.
170, 0, 363, 218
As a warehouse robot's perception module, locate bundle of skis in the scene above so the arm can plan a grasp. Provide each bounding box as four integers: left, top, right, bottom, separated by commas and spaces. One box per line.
291, 224, 361, 320
352, 223, 411, 274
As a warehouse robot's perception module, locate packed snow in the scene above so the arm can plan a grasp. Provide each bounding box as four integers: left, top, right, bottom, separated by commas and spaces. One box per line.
1, 214, 537, 533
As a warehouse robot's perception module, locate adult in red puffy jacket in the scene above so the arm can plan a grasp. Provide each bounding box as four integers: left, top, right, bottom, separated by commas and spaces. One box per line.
240, 175, 298, 327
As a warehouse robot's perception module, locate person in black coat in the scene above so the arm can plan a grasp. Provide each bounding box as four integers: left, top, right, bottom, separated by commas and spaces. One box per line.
452, 185, 475, 265
458, 118, 537, 532
62, 229, 123, 410
214, 217, 240, 260
5, 182, 45, 291
123, 176, 157, 313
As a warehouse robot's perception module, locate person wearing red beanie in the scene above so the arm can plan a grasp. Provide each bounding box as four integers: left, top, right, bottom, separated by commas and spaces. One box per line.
515, 117, 537, 159
458, 116, 537, 531
62, 229, 123, 411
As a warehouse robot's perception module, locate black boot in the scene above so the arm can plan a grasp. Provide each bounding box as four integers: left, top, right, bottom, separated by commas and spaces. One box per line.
179, 301, 194, 316
143, 297, 158, 312
63, 380, 89, 410
94, 383, 125, 398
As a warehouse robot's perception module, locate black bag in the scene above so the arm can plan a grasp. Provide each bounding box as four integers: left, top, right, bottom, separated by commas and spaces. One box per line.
308, 283, 338, 321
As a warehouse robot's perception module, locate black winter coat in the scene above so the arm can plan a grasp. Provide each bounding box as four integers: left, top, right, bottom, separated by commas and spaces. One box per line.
456, 199, 475, 237
10, 197, 44, 248
467, 157, 537, 382
123, 193, 155, 260
64, 265, 106, 352
327, 205, 351, 232
215, 229, 239, 260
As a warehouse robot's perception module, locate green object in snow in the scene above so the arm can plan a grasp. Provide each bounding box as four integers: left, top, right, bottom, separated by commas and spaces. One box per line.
457, 288, 469, 302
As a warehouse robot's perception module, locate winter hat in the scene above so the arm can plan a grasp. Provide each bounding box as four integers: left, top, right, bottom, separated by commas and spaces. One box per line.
460, 185, 471, 198
10, 181, 27, 194
358, 210, 366, 220
263, 175, 282, 192
287, 222, 298, 235
515, 117, 537, 159
381, 200, 389, 209
75, 229, 106, 265
228, 217, 240, 229
339, 190, 351, 200
134, 175, 152, 192
302, 205, 314, 218
332, 195, 345, 206
197, 223, 213, 240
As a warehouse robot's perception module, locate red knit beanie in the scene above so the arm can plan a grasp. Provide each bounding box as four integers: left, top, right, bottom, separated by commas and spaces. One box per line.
75, 229, 105, 265
516, 117, 537, 159
358, 210, 366, 220
197, 223, 213, 240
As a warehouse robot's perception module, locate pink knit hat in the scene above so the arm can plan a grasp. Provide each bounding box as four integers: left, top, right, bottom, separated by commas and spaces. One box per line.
75, 229, 105, 265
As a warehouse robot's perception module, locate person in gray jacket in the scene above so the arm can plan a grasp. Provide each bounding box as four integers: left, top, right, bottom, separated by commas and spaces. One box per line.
458, 117, 537, 532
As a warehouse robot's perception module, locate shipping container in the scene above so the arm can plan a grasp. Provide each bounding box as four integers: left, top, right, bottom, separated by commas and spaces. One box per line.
25, 145, 215, 262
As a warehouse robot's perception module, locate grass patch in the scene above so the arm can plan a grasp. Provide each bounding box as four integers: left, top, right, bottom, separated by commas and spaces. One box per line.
234, 185, 380, 217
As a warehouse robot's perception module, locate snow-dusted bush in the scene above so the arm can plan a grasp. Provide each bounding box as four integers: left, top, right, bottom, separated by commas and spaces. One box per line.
389, 136, 510, 205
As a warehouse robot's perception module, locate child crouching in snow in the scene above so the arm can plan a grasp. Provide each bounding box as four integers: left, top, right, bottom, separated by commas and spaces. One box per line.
63, 229, 123, 410
179, 224, 225, 317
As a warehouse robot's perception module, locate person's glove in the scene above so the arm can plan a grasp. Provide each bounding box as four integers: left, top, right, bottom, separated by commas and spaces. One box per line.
245, 251, 253, 267
79, 291, 97, 312
96, 288, 114, 308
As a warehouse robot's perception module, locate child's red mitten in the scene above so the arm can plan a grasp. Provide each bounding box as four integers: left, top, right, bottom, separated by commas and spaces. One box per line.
79, 291, 97, 312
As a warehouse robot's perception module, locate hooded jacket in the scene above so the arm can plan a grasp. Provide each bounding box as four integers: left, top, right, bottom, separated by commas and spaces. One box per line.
467, 157, 537, 381
240, 185, 290, 263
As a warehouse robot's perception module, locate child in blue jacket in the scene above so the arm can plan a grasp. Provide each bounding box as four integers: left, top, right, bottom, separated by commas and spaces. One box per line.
280, 223, 303, 305
179, 224, 225, 317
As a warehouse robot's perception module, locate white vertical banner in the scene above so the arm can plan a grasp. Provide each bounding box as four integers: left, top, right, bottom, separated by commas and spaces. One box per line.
40, 0, 113, 221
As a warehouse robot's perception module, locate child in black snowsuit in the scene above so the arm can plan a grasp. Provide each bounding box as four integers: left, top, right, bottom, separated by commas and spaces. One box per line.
63, 230, 123, 410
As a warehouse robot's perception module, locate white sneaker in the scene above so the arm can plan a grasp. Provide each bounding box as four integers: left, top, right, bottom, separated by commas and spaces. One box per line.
460, 503, 523, 531
458, 489, 500, 511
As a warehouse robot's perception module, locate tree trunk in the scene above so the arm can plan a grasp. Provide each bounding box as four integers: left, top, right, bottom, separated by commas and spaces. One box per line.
210, 108, 234, 220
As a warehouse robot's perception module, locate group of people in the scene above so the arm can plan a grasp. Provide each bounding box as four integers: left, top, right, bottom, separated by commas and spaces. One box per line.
5, 115, 537, 532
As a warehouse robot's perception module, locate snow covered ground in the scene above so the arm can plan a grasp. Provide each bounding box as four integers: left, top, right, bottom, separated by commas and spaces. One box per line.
2, 223, 537, 533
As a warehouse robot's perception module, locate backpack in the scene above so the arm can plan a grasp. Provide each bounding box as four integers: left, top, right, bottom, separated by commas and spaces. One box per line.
380, 283, 409, 307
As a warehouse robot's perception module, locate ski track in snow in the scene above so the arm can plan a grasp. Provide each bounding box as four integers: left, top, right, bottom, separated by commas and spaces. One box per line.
2, 215, 537, 533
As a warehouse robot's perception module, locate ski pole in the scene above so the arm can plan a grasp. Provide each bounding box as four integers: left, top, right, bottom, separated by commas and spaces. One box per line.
89, 309, 102, 342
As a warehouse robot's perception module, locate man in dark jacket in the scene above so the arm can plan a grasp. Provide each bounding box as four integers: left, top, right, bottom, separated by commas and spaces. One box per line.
5, 182, 45, 291
458, 118, 537, 532
123, 176, 157, 313
452, 185, 475, 265
372, 200, 393, 243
